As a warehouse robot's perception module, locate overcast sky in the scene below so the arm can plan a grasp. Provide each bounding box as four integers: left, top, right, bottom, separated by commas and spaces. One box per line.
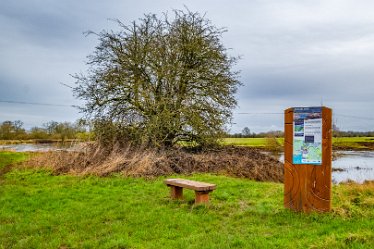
1, 0, 374, 133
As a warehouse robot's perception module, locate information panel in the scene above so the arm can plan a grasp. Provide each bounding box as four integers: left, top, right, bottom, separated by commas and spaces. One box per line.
293, 107, 322, 165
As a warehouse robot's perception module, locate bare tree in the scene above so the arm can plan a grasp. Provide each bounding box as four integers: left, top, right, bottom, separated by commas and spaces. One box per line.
74, 9, 240, 148
242, 127, 251, 137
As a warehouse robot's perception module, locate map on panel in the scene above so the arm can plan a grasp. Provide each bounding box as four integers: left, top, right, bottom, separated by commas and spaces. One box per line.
293, 107, 322, 165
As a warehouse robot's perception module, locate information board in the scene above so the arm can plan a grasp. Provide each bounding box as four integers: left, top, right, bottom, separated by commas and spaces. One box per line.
292, 107, 322, 165
285, 106, 332, 213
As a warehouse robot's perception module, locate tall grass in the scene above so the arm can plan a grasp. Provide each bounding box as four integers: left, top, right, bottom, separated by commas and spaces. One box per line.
25, 143, 283, 182
264, 136, 283, 152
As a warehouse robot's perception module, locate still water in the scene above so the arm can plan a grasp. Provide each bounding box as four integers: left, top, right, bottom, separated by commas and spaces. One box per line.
278, 151, 374, 184
332, 151, 374, 184
0, 143, 79, 152
1, 144, 373, 184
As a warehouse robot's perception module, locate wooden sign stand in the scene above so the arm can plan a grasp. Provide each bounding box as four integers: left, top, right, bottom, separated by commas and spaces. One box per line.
284, 106, 332, 213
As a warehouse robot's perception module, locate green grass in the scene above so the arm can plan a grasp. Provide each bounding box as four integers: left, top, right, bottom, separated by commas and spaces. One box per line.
1, 152, 374, 248
0, 151, 27, 170
222, 137, 374, 150
333, 137, 374, 150
222, 137, 284, 148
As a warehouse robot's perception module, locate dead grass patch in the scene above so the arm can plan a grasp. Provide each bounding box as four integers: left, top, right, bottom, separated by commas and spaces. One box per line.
25, 143, 283, 182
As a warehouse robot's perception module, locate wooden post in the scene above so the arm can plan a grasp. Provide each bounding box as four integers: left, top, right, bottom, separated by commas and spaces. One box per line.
195, 191, 211, 204
170, 186, 183, 200
284, 107, 332, 213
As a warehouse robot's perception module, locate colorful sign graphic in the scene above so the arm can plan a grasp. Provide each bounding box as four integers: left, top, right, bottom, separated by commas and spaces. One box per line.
293, 107, 322, 165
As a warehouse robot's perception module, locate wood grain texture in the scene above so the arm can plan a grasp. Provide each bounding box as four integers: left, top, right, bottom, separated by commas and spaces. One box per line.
284, 107, 332, 213
195, 191, 210, 204
170, 186, 184, 200
165, 178, 216, 204
164, 179, 216, 191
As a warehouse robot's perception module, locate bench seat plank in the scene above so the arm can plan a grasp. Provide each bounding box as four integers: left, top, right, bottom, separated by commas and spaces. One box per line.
164, 178, 216, 192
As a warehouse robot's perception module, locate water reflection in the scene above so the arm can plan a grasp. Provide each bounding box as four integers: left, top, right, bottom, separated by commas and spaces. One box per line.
273, 151, 374, 184
332, 151, 374, 184
0, 143, 80, 152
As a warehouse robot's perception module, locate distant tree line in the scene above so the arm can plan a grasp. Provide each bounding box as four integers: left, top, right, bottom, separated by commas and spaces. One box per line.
0, 120, 89, 142
333, 130, 374, 137
2, 120, 372, 141
227, 127, 284, 138
332, 124, 374, 137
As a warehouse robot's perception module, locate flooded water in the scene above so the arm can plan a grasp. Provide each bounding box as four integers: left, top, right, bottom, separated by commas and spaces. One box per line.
1, 144, 373, 184
332, 151, 374, 184
277, 151, 374, 184
0, 143, 80, 152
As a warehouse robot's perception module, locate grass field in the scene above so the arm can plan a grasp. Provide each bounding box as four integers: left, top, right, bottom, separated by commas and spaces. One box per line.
222, 137, 374, 150
333, 137, 374, 150
2, 137, 374, 151
222, 138, 284, 148
1, 152, 373, 248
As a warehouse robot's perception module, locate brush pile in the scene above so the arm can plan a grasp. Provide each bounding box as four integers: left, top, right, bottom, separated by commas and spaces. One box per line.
26, 143, 283, 182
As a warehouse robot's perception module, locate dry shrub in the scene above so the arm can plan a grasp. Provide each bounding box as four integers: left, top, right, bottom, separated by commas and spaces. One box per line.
25, 143, 283, 182
265, 135, 282, 152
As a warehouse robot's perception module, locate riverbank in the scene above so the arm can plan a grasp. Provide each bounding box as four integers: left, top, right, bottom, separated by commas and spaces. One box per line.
1, 143, 373, 183
0, 152, 373, 248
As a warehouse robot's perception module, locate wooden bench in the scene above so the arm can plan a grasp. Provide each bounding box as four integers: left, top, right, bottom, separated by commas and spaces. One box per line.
164, 178, 216, 204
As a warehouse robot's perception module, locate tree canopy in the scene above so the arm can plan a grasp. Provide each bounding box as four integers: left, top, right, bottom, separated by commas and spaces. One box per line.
74, 9, 240, 148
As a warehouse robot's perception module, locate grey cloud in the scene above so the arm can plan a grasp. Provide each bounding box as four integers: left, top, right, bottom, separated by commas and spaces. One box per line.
1, 0, 374, 132
1, 2, 79, 48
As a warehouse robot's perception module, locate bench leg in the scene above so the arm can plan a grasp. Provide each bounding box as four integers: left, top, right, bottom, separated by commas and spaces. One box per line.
195, 191, 211, 204
170, 186, 183, 200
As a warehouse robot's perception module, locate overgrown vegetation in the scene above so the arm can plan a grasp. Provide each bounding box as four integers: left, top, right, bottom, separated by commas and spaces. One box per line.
264, 135, 283, 152
26, 144, 283, 182
73, 9, 240, 148
0, 153, 373, 248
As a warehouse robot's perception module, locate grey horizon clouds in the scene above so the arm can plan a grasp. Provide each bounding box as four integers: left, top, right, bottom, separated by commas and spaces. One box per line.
1, 0, 374, 132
